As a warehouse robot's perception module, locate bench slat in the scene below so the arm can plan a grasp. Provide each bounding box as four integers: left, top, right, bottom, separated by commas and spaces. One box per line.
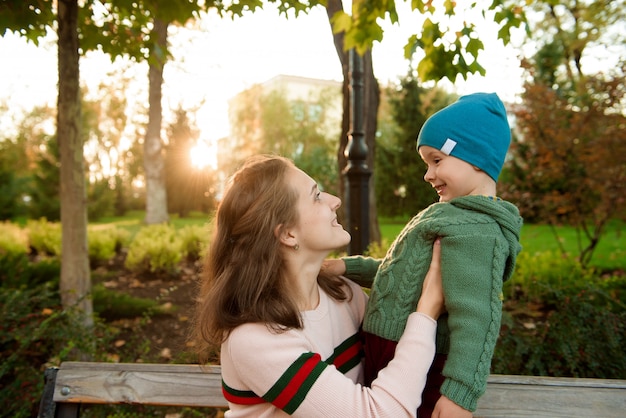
50, 362, 626, 417
476, 374, 626, 418
53, 362, 225, 408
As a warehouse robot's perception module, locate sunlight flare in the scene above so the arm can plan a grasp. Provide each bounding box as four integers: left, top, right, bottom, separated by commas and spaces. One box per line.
190, 140, 217, 170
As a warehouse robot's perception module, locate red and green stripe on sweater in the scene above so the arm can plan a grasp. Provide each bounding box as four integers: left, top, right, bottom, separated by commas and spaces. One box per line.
222, 332, 363, 414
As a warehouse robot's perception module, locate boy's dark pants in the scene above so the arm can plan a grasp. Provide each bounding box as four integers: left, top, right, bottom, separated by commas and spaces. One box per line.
363, 332, 447, 418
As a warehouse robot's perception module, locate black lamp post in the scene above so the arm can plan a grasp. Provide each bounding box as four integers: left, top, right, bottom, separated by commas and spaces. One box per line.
343, 49, 371, 255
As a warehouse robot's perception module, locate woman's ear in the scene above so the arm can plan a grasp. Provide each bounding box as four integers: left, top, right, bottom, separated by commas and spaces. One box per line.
274, 224, 297, 247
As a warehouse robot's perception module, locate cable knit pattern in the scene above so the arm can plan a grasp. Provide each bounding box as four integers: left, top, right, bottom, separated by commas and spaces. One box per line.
346, 195, 523, 412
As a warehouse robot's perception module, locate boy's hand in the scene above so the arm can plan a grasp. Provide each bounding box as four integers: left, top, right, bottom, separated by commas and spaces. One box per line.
320, 259, 346, 277
432, 395, 472, 418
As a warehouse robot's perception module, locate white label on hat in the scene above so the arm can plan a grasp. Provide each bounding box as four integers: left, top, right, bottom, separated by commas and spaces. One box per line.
441, 138, 457, 155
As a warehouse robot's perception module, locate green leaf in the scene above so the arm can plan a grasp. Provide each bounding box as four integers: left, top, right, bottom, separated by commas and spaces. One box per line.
0, 0, 55, 44
331, 11, 353, 34
466, 37, 484, 58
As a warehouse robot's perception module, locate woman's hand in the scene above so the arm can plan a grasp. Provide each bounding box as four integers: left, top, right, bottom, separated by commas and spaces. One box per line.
416, 239, 445, 320
432, 395, 472, 418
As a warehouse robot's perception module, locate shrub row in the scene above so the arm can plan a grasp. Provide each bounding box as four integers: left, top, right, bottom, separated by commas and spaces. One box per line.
497, 250, 626, 378
1, 219, 129, 262
124, 224, 209, 274
0, 220, 210, 275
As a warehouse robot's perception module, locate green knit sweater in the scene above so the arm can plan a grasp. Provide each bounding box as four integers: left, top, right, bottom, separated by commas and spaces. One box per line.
343, 195, 523, 412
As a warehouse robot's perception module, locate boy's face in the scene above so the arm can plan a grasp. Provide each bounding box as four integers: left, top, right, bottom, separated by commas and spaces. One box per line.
418, 145, 492, 202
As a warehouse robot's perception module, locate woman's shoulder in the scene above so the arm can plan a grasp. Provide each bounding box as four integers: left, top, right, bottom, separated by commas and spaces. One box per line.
226, 321, 310, 356
343, 276, 368, 293
227, 322, 274, 346
344, 278, 368, 307
316, 278, 368, 329
327, 278, 368, 322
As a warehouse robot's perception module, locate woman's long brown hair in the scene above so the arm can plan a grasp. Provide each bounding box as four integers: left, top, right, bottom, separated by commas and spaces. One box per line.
192, 155, 351, 364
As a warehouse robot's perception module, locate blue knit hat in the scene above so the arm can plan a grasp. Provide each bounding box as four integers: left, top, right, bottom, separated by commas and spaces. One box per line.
416, 92, 511, 181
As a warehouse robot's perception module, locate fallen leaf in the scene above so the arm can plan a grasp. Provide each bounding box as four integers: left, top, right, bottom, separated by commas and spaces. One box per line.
160, 348, 172, 359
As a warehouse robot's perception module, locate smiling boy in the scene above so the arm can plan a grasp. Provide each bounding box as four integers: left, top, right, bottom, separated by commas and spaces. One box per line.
340, 93, 523, 417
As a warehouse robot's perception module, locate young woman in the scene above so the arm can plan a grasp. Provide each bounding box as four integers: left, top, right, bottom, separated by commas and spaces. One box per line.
192, 154, 444, 417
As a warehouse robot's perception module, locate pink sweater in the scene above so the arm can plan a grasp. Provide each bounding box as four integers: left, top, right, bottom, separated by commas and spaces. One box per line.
220, 280, 437, 417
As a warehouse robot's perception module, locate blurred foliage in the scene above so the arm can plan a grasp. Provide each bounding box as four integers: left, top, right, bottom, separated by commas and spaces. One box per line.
29, 131, 61, 222
494, 289, 626, 379
499, 0, 626, 268
494, 248, 626, 378
0, 282, 98, 418
87, 177, 117, 220
504, 251, 625, 313
26, 218, 62, 256
124, 223, 184, 275
0, 222, 29, 256
376, 74, 455, 218
229, 83, 341, 197
88, 225, 131, 267
92, 283, 168, 321
178, 224, 211, 263
165, 108, 219, 218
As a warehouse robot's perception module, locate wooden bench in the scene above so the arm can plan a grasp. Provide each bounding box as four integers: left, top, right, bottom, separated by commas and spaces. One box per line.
38, 361, 626, 417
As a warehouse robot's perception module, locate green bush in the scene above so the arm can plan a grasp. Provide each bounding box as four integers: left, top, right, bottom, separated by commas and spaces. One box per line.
364, 238, 392, 258
0, 252, 60, 289
540, 295, 625, 378
88, 225, 130, 266
0, 222, 29, 256
93, 283, 168, 321
0, 256, 173, 417
125, 224, 184, 275
0, 283, 102, 418
178, 224, 210, 262
495, 250, 626, 379
504, 250, 596, 305
87, 178, 116, 221
494, 291, 626, 379
595, 273, 626, 313
26, 218, 62, 256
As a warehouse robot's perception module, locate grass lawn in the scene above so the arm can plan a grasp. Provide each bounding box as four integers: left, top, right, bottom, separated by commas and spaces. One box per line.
520, 221, 624, 271
95, 210, 212, 237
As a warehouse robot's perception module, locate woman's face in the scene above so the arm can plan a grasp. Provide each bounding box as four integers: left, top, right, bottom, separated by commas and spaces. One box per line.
287, 167, 351, 253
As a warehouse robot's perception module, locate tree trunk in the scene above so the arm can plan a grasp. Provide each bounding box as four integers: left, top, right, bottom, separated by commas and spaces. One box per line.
144, 18, 169, 224
57, 0, 93, 327
325, 1, 381, 246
